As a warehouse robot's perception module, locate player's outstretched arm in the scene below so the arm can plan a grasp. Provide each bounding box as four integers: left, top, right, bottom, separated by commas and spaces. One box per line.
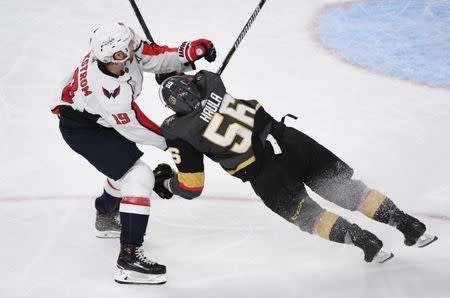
152, 161, 205, 200
137, 38, 216, 74
153, 137, 206, 200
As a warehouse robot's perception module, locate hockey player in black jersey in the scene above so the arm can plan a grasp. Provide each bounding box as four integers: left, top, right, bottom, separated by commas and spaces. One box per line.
154, 70, 437, 263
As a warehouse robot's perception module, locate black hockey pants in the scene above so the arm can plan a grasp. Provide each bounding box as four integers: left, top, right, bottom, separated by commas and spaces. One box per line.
250, 121, 367, 234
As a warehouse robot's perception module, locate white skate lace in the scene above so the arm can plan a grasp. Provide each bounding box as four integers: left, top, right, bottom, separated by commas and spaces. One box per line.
136, 246, 156, 265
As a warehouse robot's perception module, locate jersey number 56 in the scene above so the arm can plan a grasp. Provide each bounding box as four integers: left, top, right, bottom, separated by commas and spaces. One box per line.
203, 94, 258, 154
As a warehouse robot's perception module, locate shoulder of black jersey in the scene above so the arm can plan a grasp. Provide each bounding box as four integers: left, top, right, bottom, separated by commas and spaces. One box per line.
197, 69, 218, 78
161, 114, 178, 130
195, 70, 226, 99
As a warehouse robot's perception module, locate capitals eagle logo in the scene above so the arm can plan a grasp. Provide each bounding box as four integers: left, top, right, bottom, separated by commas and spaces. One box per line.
102, 86, 121, 99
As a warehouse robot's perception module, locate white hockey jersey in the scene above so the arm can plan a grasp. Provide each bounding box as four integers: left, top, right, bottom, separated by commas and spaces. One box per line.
52, 36, 190, 150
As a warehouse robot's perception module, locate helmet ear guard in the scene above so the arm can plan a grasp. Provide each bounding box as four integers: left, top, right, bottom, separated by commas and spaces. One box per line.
159, 76, 203, 115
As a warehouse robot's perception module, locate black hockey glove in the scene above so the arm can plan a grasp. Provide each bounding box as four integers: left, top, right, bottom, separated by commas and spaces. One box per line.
204, 43, 216, 62
153, 163, 174, 199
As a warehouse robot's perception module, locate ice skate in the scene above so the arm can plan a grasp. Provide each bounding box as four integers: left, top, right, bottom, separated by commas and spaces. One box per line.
372, 249, 394, 264
348, 224, 393, 263
95, 211, 121, 238
115, 244, 167, 285
392, 211, 437, 247
414, 232, 438, 248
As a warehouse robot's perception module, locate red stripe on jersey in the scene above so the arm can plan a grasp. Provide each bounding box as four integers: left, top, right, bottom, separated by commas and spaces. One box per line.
51, 107, 61, 114
121, 197, 150, 207
107, 179, 121, 191
142, 42, 177, 56
179, 181, 204, 192
131, 102, 162, 135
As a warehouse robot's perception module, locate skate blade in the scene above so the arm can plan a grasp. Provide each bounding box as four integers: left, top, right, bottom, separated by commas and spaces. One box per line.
373, 250, 394, 264
416, 233, 438, 248
114, 269, 167, 285
96, 230, 120, 238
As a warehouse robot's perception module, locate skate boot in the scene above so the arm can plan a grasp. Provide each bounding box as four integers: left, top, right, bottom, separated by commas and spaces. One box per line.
115, 244, 167, 284
95, 211, 121, 238
348, 224, 394, 264
392, 210, 437, 247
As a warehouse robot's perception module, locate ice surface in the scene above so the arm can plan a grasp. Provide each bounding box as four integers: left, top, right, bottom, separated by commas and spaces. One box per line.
0, 0, 449, 297
316, 0, 450, 88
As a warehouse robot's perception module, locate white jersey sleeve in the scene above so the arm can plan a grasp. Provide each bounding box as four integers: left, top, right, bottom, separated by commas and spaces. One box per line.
96, 102, 167, 149
134, 35, 192, 74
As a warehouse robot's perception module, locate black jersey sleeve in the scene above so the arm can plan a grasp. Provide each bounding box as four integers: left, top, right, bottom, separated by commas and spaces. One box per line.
166, 137, 205, 199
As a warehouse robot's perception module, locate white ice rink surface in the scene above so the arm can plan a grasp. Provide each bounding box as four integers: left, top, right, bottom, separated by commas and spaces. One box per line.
1, 1, 449, 298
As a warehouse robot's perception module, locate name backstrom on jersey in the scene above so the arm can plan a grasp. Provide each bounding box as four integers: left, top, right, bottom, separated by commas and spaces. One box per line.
200, 92, 223, 123
80, 53, 92, 96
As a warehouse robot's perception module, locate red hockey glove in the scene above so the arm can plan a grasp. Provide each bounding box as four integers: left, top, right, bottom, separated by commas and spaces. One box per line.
178, 39, 216, 63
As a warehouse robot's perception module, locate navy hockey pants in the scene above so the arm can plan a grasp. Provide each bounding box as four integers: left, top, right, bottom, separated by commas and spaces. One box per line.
59, 115, 143, 181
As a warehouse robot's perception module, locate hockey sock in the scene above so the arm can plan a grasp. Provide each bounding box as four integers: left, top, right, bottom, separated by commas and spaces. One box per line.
314, 211, 386, 262
314, 211, 353, 243
95, 190, 122, 214
119, 197, 150, 245
358, 190, 400, 225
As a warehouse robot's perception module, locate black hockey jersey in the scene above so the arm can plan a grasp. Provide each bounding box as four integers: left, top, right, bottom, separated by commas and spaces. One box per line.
161, 70, 273, 199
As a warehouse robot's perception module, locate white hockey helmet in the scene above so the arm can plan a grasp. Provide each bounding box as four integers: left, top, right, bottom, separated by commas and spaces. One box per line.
90, 22, 135, 63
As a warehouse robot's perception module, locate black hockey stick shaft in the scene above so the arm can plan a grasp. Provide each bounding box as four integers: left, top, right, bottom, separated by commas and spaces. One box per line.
217, 0, 267, 76
128, 0, 196, 70
129, 0, 154, 42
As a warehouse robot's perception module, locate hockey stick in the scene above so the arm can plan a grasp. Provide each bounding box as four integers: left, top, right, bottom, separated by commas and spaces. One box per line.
217, 0, 268, 75
128, 0, 195, 75
128, 0, 154, 42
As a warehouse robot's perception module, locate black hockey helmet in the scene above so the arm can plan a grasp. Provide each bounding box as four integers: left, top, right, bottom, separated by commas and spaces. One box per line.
159, 75, 203, 115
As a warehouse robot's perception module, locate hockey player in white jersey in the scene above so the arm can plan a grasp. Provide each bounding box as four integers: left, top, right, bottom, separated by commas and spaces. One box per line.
51, 22, 216, 284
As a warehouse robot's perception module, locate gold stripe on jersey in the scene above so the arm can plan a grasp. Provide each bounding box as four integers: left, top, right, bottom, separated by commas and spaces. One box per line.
315, 211, 339, 240
359, 190, 386, 218
178, 172, 205, 190
255, 103, 262, 111
227, 156, 256, 175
